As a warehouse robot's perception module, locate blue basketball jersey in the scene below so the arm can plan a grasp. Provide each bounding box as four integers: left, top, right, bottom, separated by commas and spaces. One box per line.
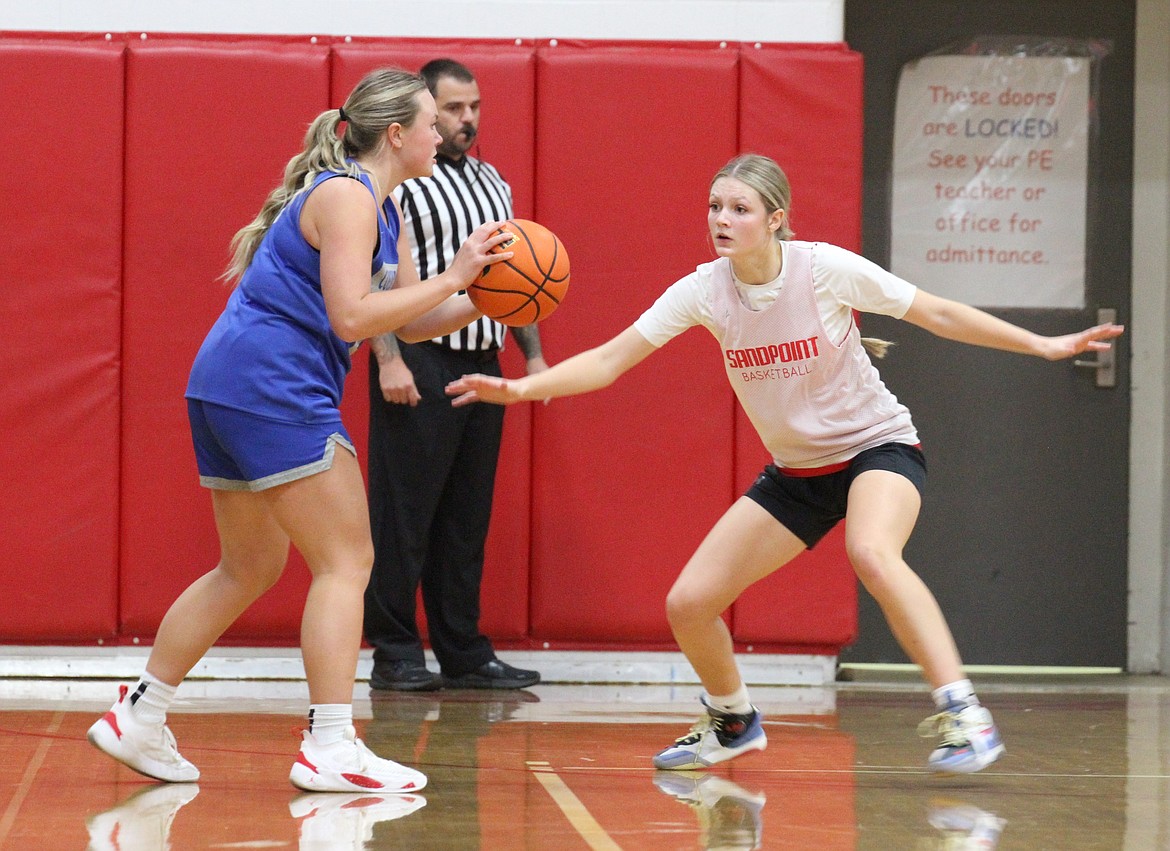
187, 168, 400, 422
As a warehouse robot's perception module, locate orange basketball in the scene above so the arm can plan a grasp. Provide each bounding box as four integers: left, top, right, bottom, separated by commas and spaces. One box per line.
468, 219, 570, 326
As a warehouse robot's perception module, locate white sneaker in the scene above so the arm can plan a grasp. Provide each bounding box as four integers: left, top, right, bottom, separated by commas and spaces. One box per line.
919, 704, 1005, 773
290, 791, 426, 849
85, 783, 199, 851
652, 697, 767, 770
289, 726, 427, 793
87, 684, 200, 782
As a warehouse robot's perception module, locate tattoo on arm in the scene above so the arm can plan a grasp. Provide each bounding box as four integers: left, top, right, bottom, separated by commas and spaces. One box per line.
511, 323, 543, 361
370, 332, 402, 363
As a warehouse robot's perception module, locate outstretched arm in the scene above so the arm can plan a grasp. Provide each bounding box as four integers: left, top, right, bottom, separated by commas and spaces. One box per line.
901, 289, 1124, 360
446, 325, 656, 406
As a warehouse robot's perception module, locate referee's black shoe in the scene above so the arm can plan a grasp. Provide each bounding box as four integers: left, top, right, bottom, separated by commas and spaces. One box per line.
370, 660, 443, 692
442, 659, 540, 690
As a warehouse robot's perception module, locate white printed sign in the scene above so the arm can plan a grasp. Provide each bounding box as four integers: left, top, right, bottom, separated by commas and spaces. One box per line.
890, 55, 1090, 308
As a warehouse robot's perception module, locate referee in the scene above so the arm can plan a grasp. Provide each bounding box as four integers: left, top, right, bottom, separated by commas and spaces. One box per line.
364, 58, 546, 692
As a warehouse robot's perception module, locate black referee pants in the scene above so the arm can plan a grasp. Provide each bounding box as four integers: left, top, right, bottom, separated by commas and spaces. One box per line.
364, 342, 505, 678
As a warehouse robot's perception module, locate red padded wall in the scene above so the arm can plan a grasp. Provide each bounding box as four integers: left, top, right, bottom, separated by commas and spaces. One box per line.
529, 43, 739, 642
332, 41, 538, 640
731, 45, 864, 647
0, 40, 124, 639
2, 33, 863, 653
120, 40, 330, 639
739, 45, 864, 251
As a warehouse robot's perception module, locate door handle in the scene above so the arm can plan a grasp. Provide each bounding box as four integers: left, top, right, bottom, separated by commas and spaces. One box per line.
1073, 307, 1117, 388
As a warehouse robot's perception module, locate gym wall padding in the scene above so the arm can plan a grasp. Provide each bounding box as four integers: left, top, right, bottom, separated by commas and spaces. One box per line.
529, 42, 740, 642
2, 32, 863, 653
0, 39, 124, 639
119, 40, 330, 638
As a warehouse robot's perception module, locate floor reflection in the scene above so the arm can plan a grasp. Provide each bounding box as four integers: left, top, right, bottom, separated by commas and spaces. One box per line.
652, 771, 767, 850
291, 791, 427, 849
85, 783, 199, 850
924, 798, 1007, 849
0, 674, 1165, 848
363, 689, 540, 849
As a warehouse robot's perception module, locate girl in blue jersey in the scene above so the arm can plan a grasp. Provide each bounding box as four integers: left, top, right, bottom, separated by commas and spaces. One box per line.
88, 67, 512, 793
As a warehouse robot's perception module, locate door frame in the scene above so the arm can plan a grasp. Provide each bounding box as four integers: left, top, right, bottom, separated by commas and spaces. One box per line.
1128, 0, 1170, 674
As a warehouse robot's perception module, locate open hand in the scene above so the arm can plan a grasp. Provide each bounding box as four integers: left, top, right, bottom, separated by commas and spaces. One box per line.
446, 373, 521, 407
1041, 322, 1125, 361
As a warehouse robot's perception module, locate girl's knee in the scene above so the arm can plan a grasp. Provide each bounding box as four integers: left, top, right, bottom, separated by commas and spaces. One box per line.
665, 585, 716, 627
218, 558, 285, 600
305, 537, 374, 583
312, 555, 373, 587
846, 541, 905, 589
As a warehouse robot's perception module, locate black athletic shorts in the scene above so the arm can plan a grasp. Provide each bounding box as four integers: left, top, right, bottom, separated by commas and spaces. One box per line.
744, 442, 927, 549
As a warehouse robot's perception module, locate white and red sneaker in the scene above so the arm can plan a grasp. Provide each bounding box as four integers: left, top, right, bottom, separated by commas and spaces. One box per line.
289, 726, 427, 793
87, 684, 200, 782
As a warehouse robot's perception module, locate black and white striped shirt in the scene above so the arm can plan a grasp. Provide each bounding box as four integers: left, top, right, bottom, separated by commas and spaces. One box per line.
394, 153, 513, 351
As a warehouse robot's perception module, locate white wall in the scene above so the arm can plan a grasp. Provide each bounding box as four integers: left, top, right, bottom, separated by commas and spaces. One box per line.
0, 0, 842, 42
1131, 0, 1170, 674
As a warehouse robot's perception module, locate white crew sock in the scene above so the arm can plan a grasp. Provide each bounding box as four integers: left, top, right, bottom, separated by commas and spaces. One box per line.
129, 671, 178, 725
932, 679, 978, 711
705, 685, 753, 716
308, 704, 353, 745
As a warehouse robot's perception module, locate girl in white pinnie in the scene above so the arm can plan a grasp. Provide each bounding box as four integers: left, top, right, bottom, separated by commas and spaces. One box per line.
446, 153, 1123, 774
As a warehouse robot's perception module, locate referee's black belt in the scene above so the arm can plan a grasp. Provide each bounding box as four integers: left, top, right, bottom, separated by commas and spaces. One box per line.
421, 340, 500, 364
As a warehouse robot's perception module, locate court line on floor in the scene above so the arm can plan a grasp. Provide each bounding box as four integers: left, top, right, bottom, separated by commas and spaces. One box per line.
0, 712, 63, 847
528, 761, 622, 850
560, 765, 1170, 780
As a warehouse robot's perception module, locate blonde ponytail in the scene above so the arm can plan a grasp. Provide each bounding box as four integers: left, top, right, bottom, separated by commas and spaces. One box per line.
861, 337, 895, 359
222, 67, 427, 284
224, 112, 351, 283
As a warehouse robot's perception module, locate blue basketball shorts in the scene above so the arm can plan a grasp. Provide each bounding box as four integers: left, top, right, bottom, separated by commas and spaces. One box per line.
744, 442, 927, 548
187, 399, 355, 492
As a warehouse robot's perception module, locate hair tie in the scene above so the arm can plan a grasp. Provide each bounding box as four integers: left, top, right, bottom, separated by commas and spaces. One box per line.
338, 106, 348, 123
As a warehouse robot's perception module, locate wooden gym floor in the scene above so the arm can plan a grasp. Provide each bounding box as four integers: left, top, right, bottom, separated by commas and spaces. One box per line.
1, 669, 1168, 849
